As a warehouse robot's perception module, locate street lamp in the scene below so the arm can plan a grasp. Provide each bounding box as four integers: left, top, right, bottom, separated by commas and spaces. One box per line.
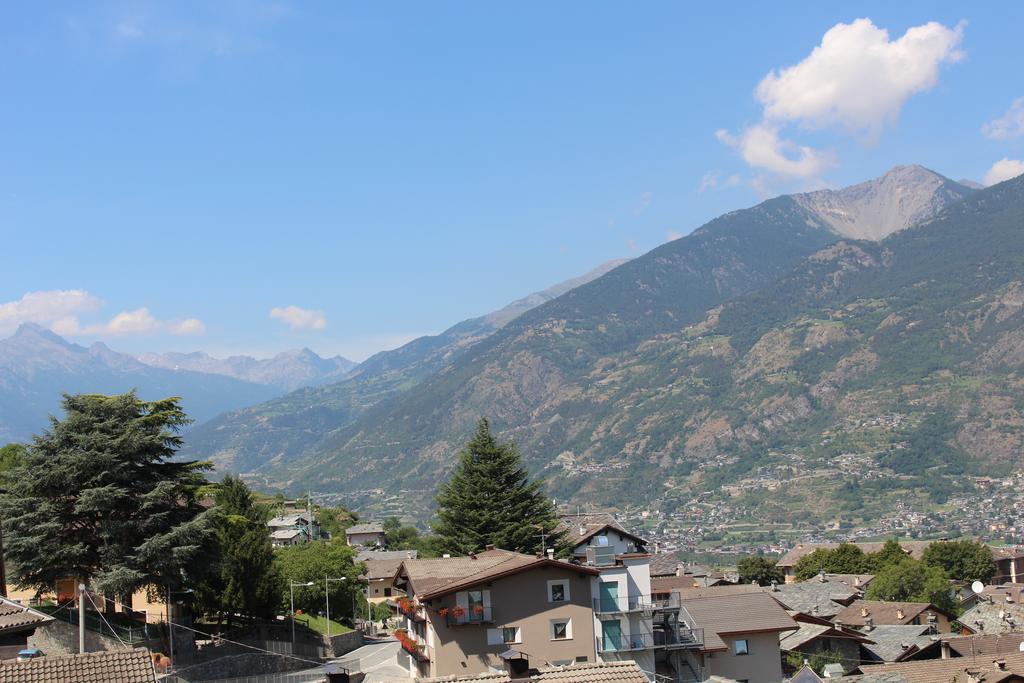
166, 587, 193, 666
325, 577, 346, 639
290, 581, 315, 650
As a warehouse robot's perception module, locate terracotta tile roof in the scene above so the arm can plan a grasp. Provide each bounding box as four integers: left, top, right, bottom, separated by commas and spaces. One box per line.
0, 597, 52, 634
417, 673, 511, 682
398, 549, 598, 599
860, 651, 1024, 682
531, 660, 648, 683
681, 590, 798, 652
942, 633, 1024, 657
0, 648, 157, 683
776, 542, 934, 568
557, 514, 647, 549
780, 622, 873, 651
833, 601, 946, 627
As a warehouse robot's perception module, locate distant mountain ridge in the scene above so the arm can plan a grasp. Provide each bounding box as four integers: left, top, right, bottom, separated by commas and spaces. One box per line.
136, 348, 357, 392
0, 324, 281, 443
181, 259, 630, 472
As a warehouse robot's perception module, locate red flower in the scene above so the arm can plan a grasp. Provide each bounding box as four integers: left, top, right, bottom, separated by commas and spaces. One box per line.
438, 608, 449, 617
472, 605, 484, 615
452, 606, 466, 617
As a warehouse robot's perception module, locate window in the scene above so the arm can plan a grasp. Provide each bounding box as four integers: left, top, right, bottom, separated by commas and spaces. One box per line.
487, 627, 521, 645
734, 639, 749, 655
547, 579, 570, 603
384, 588, 392, 597
550, 618, 572, 641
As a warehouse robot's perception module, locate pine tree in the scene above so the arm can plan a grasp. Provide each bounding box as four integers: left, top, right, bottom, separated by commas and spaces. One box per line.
194, 475, 283, 625
0, 393, 213, 597
433, 418, 563, 555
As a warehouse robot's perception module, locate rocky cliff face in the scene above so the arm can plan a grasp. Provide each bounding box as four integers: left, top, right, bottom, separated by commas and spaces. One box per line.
793, 165, 974, 241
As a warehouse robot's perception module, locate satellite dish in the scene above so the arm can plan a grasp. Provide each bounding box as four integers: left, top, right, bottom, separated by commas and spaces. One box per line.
1019, 642, 1024, 652
972, 581, 985, 594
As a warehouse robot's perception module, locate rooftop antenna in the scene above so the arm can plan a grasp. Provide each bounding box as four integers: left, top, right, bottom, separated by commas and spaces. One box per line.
533, 524, 548, 557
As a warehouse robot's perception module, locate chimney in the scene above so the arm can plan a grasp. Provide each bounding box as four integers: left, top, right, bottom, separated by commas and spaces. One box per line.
579, 525, 586, 537
854, 577, 861, 587
995, 659, 1008, 670
654, 542, 660, 554
469, 553, 477, 560
770, 581, 779, 592
546, 549, 555, 559
896, 608, 904, 620
940, 640, 951, 659
860, 607, 869, 618
812, 605, 820, 617
442, 553, 451, 559
484, 544, 495, 551
818, 571, 827, 583
864, 617, 874, 632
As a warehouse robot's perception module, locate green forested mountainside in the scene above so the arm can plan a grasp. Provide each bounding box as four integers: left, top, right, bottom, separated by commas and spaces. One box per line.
263, 175, 1024, 518
181, 260, 628, 472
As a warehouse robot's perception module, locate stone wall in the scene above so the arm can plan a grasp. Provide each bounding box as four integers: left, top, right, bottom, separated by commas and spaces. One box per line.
327, 630, 363, 658
27, 620, 137, 656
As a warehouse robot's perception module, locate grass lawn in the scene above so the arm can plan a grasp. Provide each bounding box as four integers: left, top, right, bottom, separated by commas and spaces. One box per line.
292, 613, 352, 636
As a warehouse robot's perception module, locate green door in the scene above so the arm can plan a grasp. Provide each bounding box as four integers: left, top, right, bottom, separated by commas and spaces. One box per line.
599, 581, 619, 612
601, 619, 622, 652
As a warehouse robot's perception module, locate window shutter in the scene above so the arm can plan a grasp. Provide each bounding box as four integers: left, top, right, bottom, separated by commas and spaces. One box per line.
487, 628, 503, 645
482, 590, 492, 609
456, 592, 469, 611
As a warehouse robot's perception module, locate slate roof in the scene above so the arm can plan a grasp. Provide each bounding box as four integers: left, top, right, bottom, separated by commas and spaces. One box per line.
649, 553, 684, 577
357, 550, 420, 581
859, 625, 937, 663
776, 542, 933, 568
0, 648, 157, 683
270, 528, 304, 540
531, 660, 648, 683
833, 601, 946, 628
959, 598, 1024, 634
680, 590, 799, 652
397, 549, 598, 599
267, 514, 310, 528
347, 523, 385, 535
860, 651, 1024, 682
764, 576, 862, 617
0, 597, 52, 635
557, 514, 647, 549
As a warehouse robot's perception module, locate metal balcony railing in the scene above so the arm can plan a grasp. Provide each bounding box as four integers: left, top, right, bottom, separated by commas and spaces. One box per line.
593, 592, 680, 614
596, 628, 703, 653
445, 606, 493, 626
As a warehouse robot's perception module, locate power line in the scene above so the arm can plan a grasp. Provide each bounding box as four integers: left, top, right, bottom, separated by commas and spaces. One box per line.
84, 590, 131, 650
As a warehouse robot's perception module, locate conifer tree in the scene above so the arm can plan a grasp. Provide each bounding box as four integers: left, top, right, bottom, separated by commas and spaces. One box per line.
194, 475, 283, 624
0, 393, 213, 597
433, 418, 563, 555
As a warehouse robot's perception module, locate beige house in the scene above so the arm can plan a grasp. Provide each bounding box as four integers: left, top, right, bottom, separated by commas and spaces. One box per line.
392, 548, 600, 679
357, 550, 417, 604
678, 590, 798, 683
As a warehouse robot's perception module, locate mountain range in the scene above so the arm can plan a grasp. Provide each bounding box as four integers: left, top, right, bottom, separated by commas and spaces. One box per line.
135, 348, 357, 392
181, 165, 1024, 522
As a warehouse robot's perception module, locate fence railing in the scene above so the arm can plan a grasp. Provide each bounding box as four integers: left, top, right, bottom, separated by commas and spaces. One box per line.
445, 606, 494, 626
594, 592, 680, 613
42, 606, 152, 644
596, 628, 703, 653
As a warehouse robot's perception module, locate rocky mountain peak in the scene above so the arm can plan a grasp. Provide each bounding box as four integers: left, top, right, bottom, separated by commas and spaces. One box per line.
793, 164, 974, 241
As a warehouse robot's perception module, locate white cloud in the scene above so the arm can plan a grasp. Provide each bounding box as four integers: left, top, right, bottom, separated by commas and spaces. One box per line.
757, 18, 964, 137
633, 191, 654, 215
718, 18, 964, 178
54, 307, 206, 337
983, 97, 1024, 140
0, 290, 102, 334
716, 125, 835, 178
983, 158, 1024, 186
270, 305, 327, 331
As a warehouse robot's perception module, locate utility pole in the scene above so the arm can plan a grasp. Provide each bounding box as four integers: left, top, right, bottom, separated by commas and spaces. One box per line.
78, 584, 86, 654
0, 486, 7, 598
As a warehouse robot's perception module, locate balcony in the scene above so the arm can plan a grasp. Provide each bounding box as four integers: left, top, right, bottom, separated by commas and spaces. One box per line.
596, 628, 703, 653
395, 629, 430, 663
593, 592, 680, 614
445, 605, 494, 626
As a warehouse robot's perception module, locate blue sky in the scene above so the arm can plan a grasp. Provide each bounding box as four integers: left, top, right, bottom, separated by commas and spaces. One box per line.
2, 2, 1022, 360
